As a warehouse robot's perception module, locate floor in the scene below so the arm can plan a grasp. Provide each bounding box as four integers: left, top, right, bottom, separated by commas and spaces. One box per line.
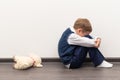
0, 62, 120, 80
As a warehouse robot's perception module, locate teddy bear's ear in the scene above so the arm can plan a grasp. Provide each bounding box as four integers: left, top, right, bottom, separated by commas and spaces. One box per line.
13, 56, 17, 62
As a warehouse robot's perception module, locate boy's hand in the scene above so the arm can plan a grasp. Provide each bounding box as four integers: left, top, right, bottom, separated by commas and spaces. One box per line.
94, 38, 101, 48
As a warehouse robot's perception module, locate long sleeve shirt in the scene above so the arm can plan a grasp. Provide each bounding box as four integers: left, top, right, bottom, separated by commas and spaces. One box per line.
67, 27, 97, 47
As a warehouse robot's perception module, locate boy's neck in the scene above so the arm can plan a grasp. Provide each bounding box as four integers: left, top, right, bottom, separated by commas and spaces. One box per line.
70, 27, 76, 33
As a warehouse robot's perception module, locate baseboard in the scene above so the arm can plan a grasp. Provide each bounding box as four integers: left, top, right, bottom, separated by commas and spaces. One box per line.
41, 57, 120, 62
0, 57, 119, 62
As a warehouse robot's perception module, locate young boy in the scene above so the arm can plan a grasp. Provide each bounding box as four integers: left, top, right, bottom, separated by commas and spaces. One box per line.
58, 18, 113, 69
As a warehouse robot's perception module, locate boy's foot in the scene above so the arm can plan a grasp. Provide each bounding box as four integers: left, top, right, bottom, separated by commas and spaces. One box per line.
97, 60, 113, 68
65, 64, 70, 69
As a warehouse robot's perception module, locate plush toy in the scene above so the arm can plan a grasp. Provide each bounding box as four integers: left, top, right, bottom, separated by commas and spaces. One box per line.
13, 54, 43, 70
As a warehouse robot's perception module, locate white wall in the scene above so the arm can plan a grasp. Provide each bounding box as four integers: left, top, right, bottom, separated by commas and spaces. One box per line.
0, 0, 120, 58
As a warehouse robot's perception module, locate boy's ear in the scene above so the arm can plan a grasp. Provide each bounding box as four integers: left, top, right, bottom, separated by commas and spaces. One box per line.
78, 28, 82, 33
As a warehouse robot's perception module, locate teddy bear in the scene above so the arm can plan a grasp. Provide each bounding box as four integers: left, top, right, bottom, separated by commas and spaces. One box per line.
13, 54, 43, 70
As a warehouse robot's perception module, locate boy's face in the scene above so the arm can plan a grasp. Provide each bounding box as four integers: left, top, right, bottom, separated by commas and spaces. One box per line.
75, 28, 90, 37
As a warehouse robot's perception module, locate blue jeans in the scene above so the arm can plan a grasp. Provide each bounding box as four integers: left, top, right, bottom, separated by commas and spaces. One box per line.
69, 35, 105, 69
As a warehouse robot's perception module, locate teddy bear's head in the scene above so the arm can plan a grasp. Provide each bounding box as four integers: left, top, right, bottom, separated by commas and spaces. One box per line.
29, 54, 43, 67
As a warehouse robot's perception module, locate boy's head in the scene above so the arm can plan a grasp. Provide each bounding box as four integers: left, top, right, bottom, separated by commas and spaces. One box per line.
73, 18, 92, 37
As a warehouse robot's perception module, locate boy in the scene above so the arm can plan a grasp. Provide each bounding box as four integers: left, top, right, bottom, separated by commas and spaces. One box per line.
58, 18, 113, 69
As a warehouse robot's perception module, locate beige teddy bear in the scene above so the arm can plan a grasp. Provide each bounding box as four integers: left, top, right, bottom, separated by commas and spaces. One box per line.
13, 54, 43, 70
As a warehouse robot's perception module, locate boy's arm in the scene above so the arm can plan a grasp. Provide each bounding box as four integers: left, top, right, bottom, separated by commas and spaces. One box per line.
67, 34, 96, 47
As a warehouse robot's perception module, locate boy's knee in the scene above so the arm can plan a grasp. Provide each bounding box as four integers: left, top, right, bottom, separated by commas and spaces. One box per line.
85, 35, 93, 39
80, 46, 88, 50
75, 46, 88, 52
